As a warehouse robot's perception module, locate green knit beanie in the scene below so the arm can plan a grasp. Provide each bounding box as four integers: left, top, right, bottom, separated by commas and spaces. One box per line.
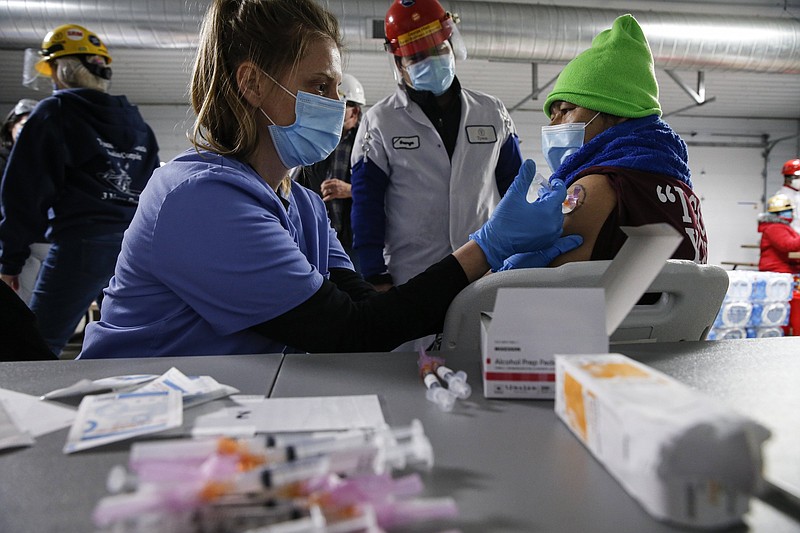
544, 14, 661, 119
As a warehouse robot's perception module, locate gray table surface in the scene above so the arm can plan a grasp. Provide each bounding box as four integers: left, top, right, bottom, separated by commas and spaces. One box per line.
0, 354, 283, 533
1, 339, 798, 533
621, 338, 800, 502
272, 337, 800, 533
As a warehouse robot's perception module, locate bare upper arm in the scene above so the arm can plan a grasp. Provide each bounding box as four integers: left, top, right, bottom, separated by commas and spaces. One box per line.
549, 173, 617, 266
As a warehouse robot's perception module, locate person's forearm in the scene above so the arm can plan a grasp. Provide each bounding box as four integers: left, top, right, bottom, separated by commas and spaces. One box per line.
453, 240, 491, 282
251, 255, 469, 353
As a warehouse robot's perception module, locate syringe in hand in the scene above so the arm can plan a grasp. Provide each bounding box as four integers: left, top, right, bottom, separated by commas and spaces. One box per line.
526, 172, 583, 214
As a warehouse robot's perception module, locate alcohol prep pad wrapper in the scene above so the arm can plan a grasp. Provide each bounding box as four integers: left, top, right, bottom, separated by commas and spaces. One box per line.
64, 389, 183, 454
554, 353, 771, 529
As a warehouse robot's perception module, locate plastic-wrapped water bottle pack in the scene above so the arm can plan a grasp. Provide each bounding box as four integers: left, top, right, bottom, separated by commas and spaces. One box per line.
708, 271, 793, 340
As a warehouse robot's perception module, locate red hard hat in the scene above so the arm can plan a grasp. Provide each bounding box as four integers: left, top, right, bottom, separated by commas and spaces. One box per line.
385, 0, 453, 57
782, 158, 800, 177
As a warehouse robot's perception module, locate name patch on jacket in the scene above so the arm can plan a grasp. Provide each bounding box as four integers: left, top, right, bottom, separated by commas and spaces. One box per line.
465, 125, 497, 144
392, 136, 420, 150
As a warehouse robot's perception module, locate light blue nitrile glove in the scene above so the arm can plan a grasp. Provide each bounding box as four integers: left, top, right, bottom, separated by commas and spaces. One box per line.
498, 234, 583, 271
469, 159, 567, 271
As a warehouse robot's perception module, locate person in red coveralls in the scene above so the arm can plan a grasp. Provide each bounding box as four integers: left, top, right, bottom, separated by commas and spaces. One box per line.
758, 193, 800, 335
758, 194, 800, 274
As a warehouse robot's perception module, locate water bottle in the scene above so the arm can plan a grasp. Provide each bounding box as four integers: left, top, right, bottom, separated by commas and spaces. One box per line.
714, 301, 752, 329
765, 273, 793, 302
755, 326, 783, 338
708, 327, 747, 341
750, 275, 767, 301
759, 302, 789, 326
748, 303, 763, 327
725, 271, 751, 302
720, 328, 747, 340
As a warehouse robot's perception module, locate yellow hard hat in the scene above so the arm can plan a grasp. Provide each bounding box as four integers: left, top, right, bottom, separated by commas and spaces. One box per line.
35, 24, 112, 76
767, 194, 794, 213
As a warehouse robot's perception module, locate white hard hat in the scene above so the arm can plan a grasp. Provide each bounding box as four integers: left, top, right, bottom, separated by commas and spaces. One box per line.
338, 74, 366, 105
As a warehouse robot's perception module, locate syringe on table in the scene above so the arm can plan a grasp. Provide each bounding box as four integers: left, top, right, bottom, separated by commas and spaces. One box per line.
94, 421, 446, 531
417, 348, 471, 412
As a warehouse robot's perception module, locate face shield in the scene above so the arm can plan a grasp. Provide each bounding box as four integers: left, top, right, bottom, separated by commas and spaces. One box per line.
22, 48, 52, 92
446, 15, 467, 62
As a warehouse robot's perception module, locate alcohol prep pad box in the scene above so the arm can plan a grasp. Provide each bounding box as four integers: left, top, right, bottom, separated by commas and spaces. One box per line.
480, 288, 608, 399
554, 353, 770, 529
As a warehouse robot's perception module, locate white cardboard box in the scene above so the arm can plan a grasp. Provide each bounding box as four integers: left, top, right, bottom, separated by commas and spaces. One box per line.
480, 224, 683, 399
554, 353, 770, 529
480, 288, 607, 399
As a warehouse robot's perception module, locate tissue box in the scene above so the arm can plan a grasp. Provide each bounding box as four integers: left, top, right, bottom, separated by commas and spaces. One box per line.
554, 353, 770, 529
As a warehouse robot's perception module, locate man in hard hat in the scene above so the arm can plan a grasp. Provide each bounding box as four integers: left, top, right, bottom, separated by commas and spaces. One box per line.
758, 193, 800, 274
775, 158, 800, 233
295, 73, 366, 270
351, 0, 524, 294
0, 24, 159, 357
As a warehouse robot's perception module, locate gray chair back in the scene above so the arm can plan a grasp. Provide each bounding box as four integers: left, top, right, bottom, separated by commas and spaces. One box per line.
439, 260, 730, 362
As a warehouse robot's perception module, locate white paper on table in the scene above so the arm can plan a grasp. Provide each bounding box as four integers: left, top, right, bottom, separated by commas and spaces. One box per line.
0, 399, 35, 450
192, 395, 385, 437
63, 389, 183, 454
0, 387, 75, 437
40, 374, 159, 400
135, 367, 239, 409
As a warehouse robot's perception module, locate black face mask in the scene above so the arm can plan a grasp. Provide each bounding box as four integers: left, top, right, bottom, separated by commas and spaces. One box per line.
79, 55, 112, 80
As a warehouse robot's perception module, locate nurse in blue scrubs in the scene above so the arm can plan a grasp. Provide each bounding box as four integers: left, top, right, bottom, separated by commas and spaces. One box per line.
79, 0, 580, 358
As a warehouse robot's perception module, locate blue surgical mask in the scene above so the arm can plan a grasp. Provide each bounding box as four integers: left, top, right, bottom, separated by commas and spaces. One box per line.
406, 53, 455, 96
260, 73, 345, 169
541, 112, 600, 173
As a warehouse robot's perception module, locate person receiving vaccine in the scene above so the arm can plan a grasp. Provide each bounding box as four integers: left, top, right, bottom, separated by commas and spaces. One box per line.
79, 0, 579, 359
515, 14, 707, 269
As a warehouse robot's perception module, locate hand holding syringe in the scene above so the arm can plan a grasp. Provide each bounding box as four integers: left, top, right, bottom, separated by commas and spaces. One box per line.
527, 172, 583, 214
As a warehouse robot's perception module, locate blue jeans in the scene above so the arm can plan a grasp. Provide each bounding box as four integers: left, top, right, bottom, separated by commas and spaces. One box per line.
30, 233, 123, 357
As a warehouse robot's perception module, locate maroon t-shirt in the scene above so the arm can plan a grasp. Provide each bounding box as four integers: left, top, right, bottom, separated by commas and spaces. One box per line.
576, 166, 708, 263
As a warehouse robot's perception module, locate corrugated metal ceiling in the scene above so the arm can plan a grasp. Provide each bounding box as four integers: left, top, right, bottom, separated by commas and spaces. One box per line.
0, 0, 799, 121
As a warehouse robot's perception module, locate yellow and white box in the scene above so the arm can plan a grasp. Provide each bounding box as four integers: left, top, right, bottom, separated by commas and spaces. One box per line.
554, 353, 770, 529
